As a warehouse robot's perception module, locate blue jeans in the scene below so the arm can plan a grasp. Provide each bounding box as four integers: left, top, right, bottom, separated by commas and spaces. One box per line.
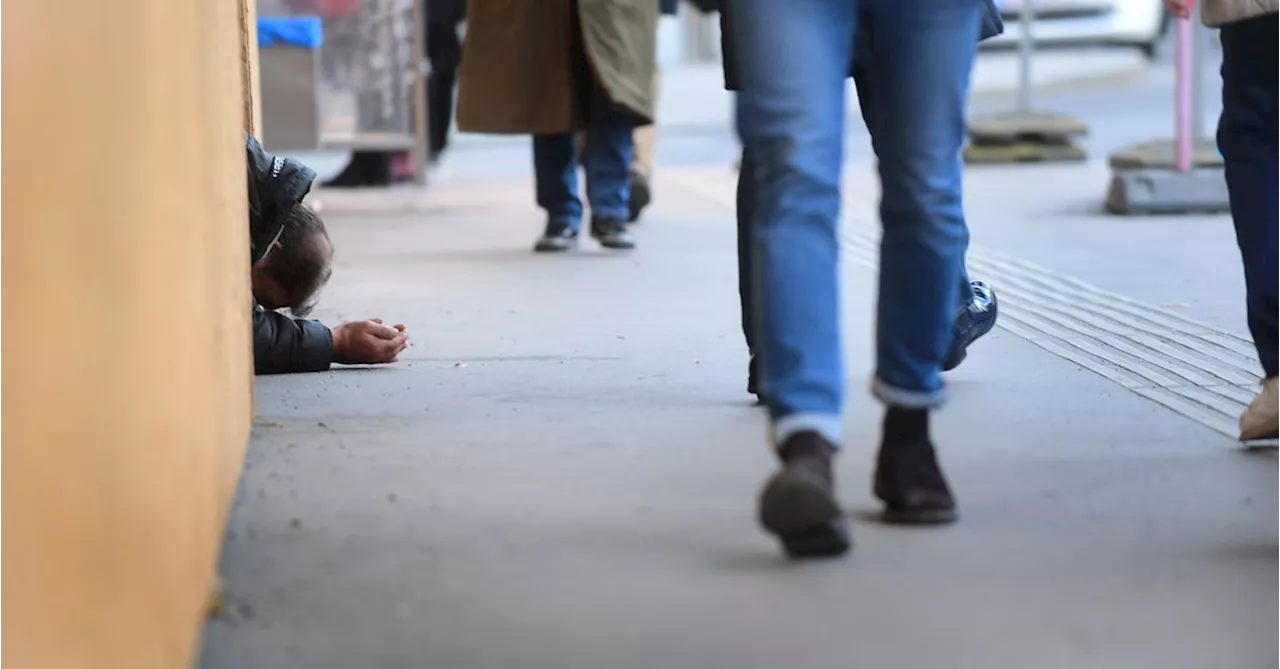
730, 0, 981, 445
533, 85, 634, 230
735, 17, 978, 358
1218, 13, 1278, 379
737, 153, 976, 363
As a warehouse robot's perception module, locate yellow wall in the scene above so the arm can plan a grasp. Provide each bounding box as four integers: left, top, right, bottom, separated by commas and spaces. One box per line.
2, 0, 255, 667
239, 0, 264, 138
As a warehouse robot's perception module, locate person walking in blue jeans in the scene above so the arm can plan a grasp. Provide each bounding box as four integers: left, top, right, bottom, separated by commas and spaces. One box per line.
728, 0, 992, 558
532, 83, 639, 252
1162, 0, 1278, 441
454, 0, 658, 252
726, 4, 1002, 399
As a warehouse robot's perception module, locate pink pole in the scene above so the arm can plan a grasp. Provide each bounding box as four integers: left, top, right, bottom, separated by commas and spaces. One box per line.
1174, 17, 1194, 173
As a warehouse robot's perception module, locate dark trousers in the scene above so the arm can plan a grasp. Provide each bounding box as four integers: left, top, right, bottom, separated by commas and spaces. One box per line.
1218, 13, 1278, 379
426, 18, 462, 160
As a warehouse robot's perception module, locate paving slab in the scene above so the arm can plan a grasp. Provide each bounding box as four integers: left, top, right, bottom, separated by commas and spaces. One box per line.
200, 170, 1276, 669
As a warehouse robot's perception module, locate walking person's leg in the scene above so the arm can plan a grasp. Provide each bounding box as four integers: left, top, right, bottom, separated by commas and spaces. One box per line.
426, 18, 463, 162
628, 70, 661, 222
737, 144, 760, 399
583, 79, 638, 250
532, 134, 586, 252
851, 13, 997, 375
861, 0, 983, 523
1218, 12, 1279, 440
731, 0, 857, 558
734, 88, 763, 398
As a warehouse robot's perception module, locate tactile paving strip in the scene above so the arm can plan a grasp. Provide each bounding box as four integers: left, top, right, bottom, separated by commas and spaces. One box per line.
675, 169, 1266, 442
840, 229, 1261, 441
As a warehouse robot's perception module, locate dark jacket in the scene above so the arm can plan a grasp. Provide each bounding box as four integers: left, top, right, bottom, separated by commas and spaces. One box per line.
245, 134, 334, 375
719, 1, 1005, 91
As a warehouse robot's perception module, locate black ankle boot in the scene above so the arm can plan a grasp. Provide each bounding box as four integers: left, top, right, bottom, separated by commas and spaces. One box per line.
758, 431, 852, 558
746, 355, 761, 401
873, 408, 957, 525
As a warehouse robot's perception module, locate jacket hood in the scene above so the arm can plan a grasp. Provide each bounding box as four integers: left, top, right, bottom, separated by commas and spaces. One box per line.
246, 133, 318, 265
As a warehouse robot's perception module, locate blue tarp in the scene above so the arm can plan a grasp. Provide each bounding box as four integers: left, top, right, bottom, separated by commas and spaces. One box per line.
257, 16, 323, 48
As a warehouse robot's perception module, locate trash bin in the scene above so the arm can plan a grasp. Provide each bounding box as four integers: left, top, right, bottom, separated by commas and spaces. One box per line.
258, 16, 324, 151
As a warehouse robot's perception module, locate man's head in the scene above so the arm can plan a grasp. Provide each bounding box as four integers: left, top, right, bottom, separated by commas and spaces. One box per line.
251, 203, 333, 317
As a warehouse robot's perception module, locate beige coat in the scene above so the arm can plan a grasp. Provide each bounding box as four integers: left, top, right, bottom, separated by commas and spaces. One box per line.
1201, 0, 1277, 25
456, 0, 659, 135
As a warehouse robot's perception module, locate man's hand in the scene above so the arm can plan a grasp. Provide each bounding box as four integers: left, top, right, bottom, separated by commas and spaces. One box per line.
1163, 0, 1194, 20
331, 318, 409, 365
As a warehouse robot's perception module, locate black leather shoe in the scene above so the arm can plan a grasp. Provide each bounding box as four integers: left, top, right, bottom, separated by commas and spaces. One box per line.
759, 432, 852, 558
944, 280, 998, 371
873, 408, 956, 525
590, 216, 636, 250
747, 354, 761, 401
628, 171, 651, 223
534, 220, 579, 253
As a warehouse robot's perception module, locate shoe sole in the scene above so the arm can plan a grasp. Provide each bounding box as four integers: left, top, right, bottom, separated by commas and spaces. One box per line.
593, 237, 636, 250
1239, 423, 1279, 442
759, 470, 851, 558
1240, 430, 1279, 441
942, 346, 967, 372
880, 506, 958, 526
534, 239, 578, 253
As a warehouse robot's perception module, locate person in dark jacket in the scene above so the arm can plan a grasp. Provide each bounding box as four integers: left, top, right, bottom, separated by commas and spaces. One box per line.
456, 0, 659, 252
725, 2, 1003, 401
426, 0, 466, 165
246, 134, 409, 374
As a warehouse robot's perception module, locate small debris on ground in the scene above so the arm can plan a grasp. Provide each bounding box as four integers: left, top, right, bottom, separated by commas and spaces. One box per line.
236, 602, 256, 620
206, 580, 227, 617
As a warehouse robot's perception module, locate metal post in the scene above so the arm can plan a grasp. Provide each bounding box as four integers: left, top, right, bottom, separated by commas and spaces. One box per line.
1189, 20, 1205, 141
964, 0, 1087, 165
1017, 0, 1035, 112
1103, 5, 1228, 213
1174, 17, 1194, 172
679, 8, 715, 64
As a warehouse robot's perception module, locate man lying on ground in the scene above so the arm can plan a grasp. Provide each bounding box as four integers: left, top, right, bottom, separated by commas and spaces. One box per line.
246, 134, 409, 374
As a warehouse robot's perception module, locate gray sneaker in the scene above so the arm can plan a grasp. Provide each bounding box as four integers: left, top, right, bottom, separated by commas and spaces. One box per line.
590, 216, 635, 250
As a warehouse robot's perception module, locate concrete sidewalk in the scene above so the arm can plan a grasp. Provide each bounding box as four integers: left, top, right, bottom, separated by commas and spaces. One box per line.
200, 166, 1276, 669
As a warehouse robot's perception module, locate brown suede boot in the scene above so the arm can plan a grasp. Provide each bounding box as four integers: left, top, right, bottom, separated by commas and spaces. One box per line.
758, 431, 852, 558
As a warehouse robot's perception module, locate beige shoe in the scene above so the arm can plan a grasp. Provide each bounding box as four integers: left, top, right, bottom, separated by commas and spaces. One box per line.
1239, 377, 1279, 441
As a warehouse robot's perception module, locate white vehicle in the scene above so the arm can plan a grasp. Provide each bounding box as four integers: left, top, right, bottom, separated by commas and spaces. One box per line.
982, 0, 1172, 58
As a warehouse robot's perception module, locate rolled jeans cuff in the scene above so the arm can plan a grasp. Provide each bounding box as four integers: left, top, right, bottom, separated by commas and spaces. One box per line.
773, 412, 843, 450
871, 377, 946, 409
